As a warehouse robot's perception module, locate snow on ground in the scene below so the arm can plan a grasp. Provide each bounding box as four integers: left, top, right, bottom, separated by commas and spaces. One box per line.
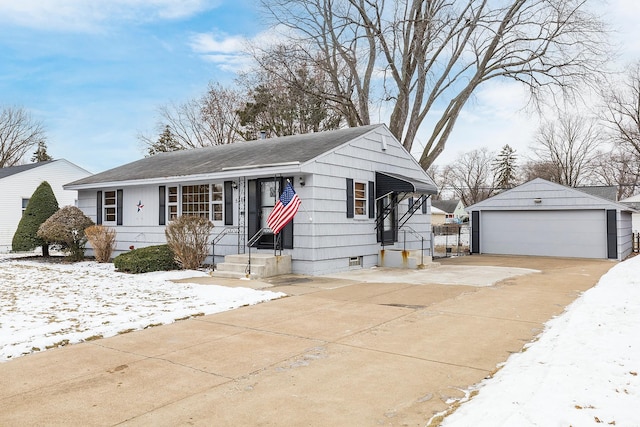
0, 255, 285, 362
438, 255, 640, 427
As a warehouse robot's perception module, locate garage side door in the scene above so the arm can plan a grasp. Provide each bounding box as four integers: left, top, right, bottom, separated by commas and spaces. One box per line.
481, 210, 607, 259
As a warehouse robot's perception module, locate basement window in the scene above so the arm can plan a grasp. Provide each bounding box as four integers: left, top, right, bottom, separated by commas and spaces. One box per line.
349, 256, 363, 267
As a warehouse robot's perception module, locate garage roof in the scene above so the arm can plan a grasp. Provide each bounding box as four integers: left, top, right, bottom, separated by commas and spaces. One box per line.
467, 178, 635, 212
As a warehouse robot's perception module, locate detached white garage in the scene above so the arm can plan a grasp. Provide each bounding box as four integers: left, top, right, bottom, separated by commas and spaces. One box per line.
467, 178, 634, 261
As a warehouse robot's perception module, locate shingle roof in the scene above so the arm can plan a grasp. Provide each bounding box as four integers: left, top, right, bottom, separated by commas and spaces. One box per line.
431, 199, 460, 213
0, 161, 53, 180
67, 125, 384, 186
576, 185, 618, 201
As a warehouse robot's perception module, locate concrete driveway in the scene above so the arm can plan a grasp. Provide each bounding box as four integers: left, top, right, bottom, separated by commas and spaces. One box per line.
0, 255, 614, 426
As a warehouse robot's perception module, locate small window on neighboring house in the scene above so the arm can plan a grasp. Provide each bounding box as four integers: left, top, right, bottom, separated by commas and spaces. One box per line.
168, 186, 178, 220
104, 190, 117, 223
354, 181, 367, 217
22, 198, 29, 215
211, 183, 223, 222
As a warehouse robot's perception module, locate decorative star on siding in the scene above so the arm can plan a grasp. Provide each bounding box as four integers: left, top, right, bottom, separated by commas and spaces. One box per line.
137, 200, 144, 212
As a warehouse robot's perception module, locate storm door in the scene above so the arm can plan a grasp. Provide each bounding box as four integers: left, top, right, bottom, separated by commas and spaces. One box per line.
247, 177, 294, 249
377, 193, 397, 245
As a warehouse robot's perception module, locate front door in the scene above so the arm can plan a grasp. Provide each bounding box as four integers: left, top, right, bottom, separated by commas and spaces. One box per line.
247, 177, 294, 249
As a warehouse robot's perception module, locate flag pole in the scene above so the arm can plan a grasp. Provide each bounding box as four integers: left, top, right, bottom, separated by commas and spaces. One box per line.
299, 200, 312, 222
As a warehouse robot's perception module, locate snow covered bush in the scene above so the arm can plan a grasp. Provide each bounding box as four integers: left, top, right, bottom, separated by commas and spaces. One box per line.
113, 245, 179, 273
12, 181, 59, 256
165, 215, 214, 270
37, 206, 94, 261
85, 225, 116, 263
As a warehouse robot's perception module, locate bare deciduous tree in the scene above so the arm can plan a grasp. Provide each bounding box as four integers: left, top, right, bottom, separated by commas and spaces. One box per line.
531, 114, 603, 187
139, 82, 244, 153
444, 147, 497, 206
426, 164, 447, 200
602, 61, 640, 158
591, 147, 640, 199
260, 0, 608, 169
520, 159, 562, 183
0, 106, 47, 167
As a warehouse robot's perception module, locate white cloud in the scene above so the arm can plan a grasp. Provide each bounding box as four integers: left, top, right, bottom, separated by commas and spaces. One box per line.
189, 32, 247, 54
188, 25, 292, 73
0, 0, 218, 32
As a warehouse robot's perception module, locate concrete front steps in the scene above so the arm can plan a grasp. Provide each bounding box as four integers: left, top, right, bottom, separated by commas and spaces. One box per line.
212, 253, 292, 279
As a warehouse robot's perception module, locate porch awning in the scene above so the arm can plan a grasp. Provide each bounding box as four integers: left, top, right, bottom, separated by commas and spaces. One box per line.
375, 171, 438, 199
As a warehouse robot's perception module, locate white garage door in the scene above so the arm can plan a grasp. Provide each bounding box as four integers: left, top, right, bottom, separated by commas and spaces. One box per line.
480, 210, 607, 258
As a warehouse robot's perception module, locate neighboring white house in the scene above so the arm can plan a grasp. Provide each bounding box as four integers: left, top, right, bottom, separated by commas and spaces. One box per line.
467, 178, 634, 261
431, 199, 467, 224
0, 160, 92, 253
65, 125, 438, 276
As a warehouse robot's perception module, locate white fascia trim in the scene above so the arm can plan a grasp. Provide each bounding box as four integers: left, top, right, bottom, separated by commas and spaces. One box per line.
64, 165, 304, 190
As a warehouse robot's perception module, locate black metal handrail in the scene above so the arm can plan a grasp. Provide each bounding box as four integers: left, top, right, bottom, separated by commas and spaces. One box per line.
211, 226, 240, 268
399, 225, 431, 266
245, 228, 275, 277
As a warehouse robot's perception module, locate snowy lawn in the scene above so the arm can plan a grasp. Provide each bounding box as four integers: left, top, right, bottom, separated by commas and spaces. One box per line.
437, 254, 640, 427
0, 254, 285, 362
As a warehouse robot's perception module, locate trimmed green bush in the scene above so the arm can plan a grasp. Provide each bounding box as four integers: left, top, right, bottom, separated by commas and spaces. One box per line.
37, 206, 95, 261
113, 245, 180, 274
12, 181, 59, 256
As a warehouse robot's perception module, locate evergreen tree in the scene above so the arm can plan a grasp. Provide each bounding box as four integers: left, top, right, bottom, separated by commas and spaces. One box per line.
31, 140, 53, 162
492, 144, 518, 190
147, 125, 181, 156
12, 181, 59, 256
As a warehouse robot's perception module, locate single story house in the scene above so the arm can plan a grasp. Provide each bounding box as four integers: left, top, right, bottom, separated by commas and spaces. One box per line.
0, 159, 91, 253
466, 178, 634, 261
430, 205, 448, 225
65, 125, 438, 276
431, 199, 467, 225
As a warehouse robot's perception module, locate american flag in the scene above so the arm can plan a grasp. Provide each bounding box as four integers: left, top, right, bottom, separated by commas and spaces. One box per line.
267, 182, 301, 234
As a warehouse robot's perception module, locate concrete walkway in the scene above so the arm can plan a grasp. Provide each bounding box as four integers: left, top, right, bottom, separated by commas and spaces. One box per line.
0, 255, 614, 426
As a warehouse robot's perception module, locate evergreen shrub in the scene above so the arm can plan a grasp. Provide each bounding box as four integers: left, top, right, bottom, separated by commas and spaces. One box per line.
113, 245, 179, 274
12, 181, 59, 255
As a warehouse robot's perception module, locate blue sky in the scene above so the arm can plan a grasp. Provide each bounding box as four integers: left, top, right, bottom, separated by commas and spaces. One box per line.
1, 0, 639, 173
0, 0, 262, 173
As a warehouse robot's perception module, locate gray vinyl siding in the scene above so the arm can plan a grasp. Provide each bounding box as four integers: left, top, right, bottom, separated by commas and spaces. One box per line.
618, 211, 633, 260
288, 127, 432, 275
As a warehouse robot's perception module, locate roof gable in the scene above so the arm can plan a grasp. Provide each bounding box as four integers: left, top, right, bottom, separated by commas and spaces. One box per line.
0, 161, 53, 180
67, 125, 386, 187
467, 178, 633, 212
432, 199, 460, 213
